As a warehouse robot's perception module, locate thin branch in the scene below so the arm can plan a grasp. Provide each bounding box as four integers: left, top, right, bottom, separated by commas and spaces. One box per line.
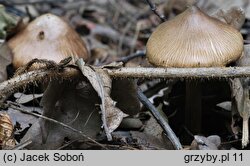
7, 102, 107, 149
145, 0, 166, 22
116, 50, 146, 64
0, 67, 79, 100
81, 140, 140, 150
57, 139, 80, 150
2, 66, 250, 100
11, 139, 32, 150
220, 139, 241, 145
105, 67, 250, 79
137, 88, 183, 150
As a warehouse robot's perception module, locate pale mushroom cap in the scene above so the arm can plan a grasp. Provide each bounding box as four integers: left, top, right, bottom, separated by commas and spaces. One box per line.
8, 13, 89, 69
146, 6, 244, 67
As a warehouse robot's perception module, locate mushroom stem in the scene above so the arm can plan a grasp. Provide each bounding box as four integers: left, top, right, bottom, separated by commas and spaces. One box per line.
185, 81, 202, 133
242, 118, 249, 148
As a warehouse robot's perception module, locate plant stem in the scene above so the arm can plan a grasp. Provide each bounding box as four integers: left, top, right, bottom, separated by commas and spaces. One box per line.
144, 0, 166, 22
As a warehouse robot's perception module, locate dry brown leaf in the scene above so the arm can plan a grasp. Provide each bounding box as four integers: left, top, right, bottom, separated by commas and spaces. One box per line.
76, 59, 127, 141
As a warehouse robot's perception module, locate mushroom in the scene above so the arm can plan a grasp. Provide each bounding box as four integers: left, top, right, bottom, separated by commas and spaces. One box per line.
7, 13, 89, 69
147, 5, 243, 67
146, 6, 244, 135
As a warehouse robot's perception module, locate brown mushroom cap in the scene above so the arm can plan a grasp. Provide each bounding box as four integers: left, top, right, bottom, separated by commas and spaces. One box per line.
146, 6, 244, 67
7, 13, 89, 69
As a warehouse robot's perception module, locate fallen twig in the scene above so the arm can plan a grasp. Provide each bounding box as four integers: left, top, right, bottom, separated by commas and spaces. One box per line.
137, 88, 183, 150
2, 66, 250, 101
11, 139, 32, 150
0, 67, 79, 100
116, 50, 146, 64
106, 67, 250, 79
144, 0, 166, 22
